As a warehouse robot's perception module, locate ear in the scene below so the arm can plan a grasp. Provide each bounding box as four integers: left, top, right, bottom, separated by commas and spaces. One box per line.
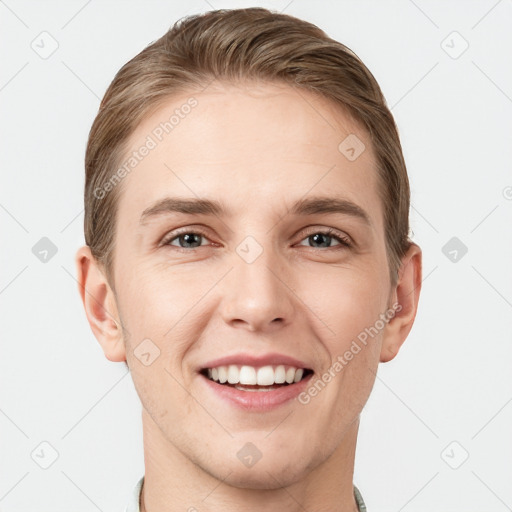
380, 243, 422, 363
75, 245, 127, 362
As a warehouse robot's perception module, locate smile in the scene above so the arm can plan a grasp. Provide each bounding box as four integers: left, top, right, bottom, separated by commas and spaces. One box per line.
201, 364, 313, 388
199, 364, 315, 411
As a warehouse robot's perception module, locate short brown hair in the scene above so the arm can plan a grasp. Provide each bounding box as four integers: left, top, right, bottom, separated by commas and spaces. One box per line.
84, 7, 411, 289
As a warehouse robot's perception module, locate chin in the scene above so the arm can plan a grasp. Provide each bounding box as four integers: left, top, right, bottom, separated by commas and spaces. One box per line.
224, 470, 301, 490
208, 457, 311, 490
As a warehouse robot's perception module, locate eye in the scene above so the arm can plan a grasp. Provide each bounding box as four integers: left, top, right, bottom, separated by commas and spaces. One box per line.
161, 229, 211, 250
297, 228, 352, 250
160, 227, 352, 251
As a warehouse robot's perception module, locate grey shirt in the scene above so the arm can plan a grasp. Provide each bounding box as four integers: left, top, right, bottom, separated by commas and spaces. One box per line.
125, 475, 367, 511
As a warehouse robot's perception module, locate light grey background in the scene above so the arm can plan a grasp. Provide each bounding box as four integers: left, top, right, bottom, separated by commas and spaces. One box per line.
1, 0, 511, 510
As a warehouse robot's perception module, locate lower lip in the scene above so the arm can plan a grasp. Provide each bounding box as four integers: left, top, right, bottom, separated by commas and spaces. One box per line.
199, 373, 314, 412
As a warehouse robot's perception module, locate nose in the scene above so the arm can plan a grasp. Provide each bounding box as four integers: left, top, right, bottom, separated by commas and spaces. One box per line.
219, 246, 295, 333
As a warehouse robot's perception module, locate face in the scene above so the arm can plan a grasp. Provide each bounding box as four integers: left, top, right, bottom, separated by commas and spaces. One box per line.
109, 81, 396, 488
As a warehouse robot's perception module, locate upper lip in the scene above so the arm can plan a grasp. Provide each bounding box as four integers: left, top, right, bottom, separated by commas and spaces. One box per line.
199, 352, 313, 372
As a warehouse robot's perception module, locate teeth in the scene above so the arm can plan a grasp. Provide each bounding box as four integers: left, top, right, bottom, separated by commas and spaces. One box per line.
218, 366, 228, 383
257, 366, 274, 386
240, 365, 257, 385
204, 364, 308, 385
274, 365, 286, 384
227, 365, 239, 384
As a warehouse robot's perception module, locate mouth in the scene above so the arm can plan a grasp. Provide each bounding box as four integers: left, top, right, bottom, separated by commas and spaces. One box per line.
196, 352, 316, 411
199, 364, 314, 392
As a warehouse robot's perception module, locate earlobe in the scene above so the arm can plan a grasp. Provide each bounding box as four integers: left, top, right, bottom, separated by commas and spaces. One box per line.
380, 243, 422, 363
75, 246, 127, 362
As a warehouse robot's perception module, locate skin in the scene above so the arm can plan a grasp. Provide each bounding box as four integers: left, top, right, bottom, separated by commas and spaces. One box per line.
76, 81, 422, 512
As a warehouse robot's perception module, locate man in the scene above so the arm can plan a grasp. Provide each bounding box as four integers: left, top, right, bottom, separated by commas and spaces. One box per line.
75, 8, 422, 511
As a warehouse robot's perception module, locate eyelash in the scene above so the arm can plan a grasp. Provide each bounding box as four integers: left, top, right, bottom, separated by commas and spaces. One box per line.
160, 227, 352, 252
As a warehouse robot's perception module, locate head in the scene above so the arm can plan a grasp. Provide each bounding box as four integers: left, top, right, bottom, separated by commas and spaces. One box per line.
76, 8, 421, 490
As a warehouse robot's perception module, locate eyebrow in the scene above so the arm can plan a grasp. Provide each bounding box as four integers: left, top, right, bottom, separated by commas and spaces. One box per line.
139, 195, 371, 226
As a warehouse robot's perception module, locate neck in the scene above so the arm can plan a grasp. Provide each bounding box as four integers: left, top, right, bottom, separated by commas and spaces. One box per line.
140, 408, 360, 512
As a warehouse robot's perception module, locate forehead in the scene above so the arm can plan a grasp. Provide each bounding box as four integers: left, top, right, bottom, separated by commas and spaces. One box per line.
116, 80, 383, 229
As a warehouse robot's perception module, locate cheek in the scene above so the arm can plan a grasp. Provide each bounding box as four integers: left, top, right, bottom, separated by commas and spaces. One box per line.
302, 265, 387, 410
118, 268, 201, 421
116, 264, 189, 356
306, 264, 389, 345
119, 257, 197, 323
